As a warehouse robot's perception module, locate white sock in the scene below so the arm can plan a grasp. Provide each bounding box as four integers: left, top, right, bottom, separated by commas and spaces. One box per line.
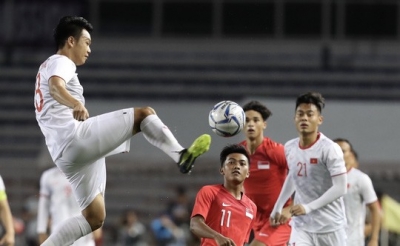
140, 115, 184, 162
41, 214, 92, 246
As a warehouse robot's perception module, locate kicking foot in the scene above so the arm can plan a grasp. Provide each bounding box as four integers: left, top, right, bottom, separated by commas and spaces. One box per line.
177, 134, 211, 174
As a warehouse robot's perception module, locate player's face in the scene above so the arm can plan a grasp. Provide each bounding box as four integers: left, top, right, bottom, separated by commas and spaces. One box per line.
70, 29, 91, 66
294, 103, 323, 135
335, 141, 356, 170
221, 153, 249, 183
244, 110, 266, 140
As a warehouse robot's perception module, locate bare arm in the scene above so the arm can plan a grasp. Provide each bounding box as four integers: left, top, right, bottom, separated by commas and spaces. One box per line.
366, 201, 381, 246
190, 216, 236, 246
49, 76, 89, 121
0, 199, 15, 246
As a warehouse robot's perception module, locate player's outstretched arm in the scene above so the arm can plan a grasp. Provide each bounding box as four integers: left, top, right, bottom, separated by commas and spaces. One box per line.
190, 215, 236, 246
302, 173, 347, 214
270, 174, 295, 225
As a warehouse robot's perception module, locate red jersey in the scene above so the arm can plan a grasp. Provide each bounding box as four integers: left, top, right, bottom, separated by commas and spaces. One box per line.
241, 137, 290, 216
191, 184, 257, 246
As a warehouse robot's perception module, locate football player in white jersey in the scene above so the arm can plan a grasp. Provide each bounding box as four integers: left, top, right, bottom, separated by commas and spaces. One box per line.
0, 175, 15, 246
334, 139, 381, 246
37, 167, 102, 246
34, 16, 211, 246
270, 92, 348, 246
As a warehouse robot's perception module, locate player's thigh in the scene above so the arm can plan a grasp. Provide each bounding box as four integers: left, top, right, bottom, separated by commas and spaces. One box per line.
57, 158, 106, 210
253, 221, 291, 246
288, 227, 314, 246
64, 108, 134, 164
316, 228, 347, 246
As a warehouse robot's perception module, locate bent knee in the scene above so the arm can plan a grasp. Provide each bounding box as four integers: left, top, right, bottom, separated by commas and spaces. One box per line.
134, 107, 156, 123
136, 106, 156, 118
86, 215, 105, 231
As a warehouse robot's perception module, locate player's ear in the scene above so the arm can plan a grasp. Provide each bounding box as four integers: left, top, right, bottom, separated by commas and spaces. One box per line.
318, 115, 324, 125
67, 36, 75, 47
263, 121, 267, 129
220, 167, 224, 175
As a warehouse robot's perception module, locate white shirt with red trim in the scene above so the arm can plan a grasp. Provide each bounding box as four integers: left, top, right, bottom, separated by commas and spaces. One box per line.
34, 55, 82, 162
344, 168, 377, 246
285, 132, 347, 233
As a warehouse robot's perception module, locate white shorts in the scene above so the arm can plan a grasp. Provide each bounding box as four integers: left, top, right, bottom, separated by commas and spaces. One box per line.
289, 227, 347, 246
56, 108, 134, 209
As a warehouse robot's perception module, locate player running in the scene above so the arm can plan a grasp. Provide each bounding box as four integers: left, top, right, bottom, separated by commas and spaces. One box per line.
270, 92, 348, 246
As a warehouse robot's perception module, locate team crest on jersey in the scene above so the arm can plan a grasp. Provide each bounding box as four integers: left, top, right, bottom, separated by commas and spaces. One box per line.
310, 158, 318, 164
257, 161, 270, 169
245, 208, 254, 219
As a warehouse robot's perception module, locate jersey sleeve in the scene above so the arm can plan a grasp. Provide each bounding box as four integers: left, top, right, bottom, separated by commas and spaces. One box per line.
191, 186, 215, 219
325, 143, 346, 176
47, 56, 76, 84
359, 173, 378, 204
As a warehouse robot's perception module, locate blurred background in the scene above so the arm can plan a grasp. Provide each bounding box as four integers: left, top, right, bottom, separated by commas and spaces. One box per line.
1, 0, 400, 245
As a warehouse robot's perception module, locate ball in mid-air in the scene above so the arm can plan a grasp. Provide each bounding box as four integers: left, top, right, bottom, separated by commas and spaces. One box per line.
208, 100, 245, 137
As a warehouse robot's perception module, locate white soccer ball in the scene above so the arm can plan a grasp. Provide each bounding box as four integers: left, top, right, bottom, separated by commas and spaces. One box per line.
208, 100, 245, 137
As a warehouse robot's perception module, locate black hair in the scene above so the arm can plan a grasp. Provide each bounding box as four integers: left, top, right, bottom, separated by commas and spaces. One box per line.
242, 100, 272, 121
219, 144, 250, 167
53, 16, 93, 51
333, 138, 358, 160
295, 92, 325, 113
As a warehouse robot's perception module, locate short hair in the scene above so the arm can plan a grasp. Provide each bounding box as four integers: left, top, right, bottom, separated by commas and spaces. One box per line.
219, 144, 250, 167
53, 16, 93, 51
295, 92, 325, 113
333, 138, 358, 160
242, 100, 272, 121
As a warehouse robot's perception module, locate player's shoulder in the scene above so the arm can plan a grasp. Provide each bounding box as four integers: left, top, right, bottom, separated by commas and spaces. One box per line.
317, 133, 341, 150
284, 137, 299, 148
199, 184, 222, 193
263, 137, 284, 148
350, 168, 372, 182
45, 54, 75, 68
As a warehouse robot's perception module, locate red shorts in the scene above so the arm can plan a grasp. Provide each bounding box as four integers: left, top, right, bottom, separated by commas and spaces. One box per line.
253, 219, 291, 246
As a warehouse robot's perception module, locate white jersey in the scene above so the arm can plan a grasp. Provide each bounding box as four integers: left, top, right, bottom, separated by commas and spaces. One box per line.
37, 167, 95, 246
285, 133, 347, 233
344, 168, 377, 246
34, 55, 83, 162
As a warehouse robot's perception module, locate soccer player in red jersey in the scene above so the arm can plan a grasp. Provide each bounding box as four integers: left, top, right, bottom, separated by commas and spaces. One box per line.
240, 101, 292, 246
190, 144, 257, 246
